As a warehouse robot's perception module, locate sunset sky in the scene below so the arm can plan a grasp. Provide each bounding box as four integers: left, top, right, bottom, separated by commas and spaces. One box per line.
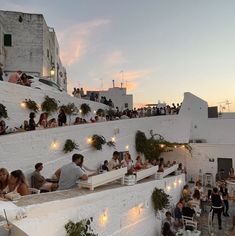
2, 0, 235, 110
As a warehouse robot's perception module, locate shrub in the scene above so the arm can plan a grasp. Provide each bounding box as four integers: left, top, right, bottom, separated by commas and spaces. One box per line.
41, 96, 58, 114
96, 108, 105, 116
24, 99, 39, 112
91, 134, 106, 150
65, 217, 98, 236
63, 139, 79, 153
152, 188, 170, 213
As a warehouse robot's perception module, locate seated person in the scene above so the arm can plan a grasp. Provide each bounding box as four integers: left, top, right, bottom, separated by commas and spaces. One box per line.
134, 156, 145, 171
8, 170, 29, 196
174, 202, 183, 227
150, 159, 159, 166
37, 112, 48, 128
107, 151, 121, 171
182, 202, 195, 218
74, 117, 82, 125
121, 152, 134, 174
29, 112, 36, 131
0, 120, 8, 135
157, 163, 164, 172
162, 211, 176, 234
47, 118, 58, 128
162, 222, 175, 236
8, 71, 22, 83
0, 168, 9, 194
31, 163, 57, 191
182, 184, 190, 202
195, 181, 204, 195
191, 189, 201, 205
101, 160, 109, 172
177, 163, 186, 173
58, 154, 88, 190
166, 161, 171, 167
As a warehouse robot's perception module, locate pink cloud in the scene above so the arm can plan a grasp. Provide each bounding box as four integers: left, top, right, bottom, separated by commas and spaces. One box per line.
58, 19, 110, 66
105, 51, 123, 67
111, 70, 151, 91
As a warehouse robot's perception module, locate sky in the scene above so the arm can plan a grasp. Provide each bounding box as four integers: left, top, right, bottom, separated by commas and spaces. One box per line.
1, 0, 235, 111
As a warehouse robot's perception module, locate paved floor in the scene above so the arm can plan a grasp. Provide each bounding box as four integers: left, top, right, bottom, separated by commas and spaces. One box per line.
199, 201, 234, 236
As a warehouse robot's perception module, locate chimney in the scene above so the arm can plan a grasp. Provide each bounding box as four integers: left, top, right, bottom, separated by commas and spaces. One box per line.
112, 80, 115, 88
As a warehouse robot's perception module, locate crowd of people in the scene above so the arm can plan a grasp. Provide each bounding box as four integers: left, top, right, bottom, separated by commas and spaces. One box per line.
0, 152, 181, 199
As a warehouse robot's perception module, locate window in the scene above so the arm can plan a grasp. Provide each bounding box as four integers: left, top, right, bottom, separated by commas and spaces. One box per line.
4, 34, 12, 46
125, 103, 128, 108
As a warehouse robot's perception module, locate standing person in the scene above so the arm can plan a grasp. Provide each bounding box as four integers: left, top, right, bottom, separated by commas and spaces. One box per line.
29, 112, 36, 131
220, 182, 229, 216
211, 187, 223, 230
58, 154, 88, 190
58, 108, 66, 126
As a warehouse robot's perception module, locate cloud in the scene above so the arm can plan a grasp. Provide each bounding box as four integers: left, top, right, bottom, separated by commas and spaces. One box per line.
105, 51, 123, 67
111, 70, 151, 91
58, 19, 110, 66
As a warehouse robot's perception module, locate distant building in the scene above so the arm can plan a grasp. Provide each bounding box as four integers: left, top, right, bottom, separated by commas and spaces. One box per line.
87, 87, 133, 111
0, 10, 67, 90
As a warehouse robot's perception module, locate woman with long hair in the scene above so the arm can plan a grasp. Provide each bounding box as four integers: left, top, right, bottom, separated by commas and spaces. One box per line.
9, 170, 29, 196
0, 168, 9, 194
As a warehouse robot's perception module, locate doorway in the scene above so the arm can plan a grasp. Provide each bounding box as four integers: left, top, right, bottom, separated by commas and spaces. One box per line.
217, 158, 232, 179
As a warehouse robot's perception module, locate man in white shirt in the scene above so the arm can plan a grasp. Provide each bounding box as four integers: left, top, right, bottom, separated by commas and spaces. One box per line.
58, 154, 88, 190
107, 151, 121, 171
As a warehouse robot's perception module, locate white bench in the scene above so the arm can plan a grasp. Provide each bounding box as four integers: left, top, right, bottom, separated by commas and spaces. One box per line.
79, 167, 127, 191
135, 165, 158, 182
155, 164, 179, 179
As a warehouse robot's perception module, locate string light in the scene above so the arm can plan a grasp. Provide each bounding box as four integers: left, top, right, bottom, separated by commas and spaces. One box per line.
125, 145, 129, 150
160, 144, 165, 148
100, 209, 108, 225
87, 137, 92, 144
51, 140, 59, 150
94, 110, 96, 114
174, 145, 177, 148
174, 181, 177, 188
20, 102, 26, 108
181, 145, 185, 148
79, 109, 82, 113
167, 185, 171, 191
111, 136, 116, 142
178, 179, 182, 185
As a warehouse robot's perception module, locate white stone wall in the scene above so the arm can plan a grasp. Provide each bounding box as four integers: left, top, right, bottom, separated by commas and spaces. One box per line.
7, 175, 184, 236
0, 11, 44, 75
99, 87, 133, 110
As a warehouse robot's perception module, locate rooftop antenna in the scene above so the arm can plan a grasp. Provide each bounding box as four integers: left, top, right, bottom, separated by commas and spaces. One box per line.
218, 100, 231, 112
120, 70, 124, 86
225, 100, 231, 112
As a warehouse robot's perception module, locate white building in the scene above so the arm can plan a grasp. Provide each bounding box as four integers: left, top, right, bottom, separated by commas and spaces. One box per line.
87, 87, 133, 111
0, 10, 67, 90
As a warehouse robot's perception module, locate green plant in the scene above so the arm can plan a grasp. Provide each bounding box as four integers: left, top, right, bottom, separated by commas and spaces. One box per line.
151, 188, 170, 213
80, 103, 91, 116
24, 99, 39, 112
135, 130, 192, 161
41, 96, 58, 114
63, 139, 79, 153
65, 217, 98, 236
91, 134, 106, 150
106, 109, 115, 117
96, 108, 105, 116
0, 104, 8, 119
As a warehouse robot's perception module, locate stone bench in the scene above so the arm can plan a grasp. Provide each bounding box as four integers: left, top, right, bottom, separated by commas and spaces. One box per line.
155, 164, 179, 179
79, 167, 127, 191
135, 165, 158, 182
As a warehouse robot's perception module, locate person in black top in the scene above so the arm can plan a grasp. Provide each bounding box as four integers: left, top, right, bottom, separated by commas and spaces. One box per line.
211, 187, 223, 230
220, 181, 229, 216
182, 202, 195, 217
58, 108, 66, 126
29, 112, 36, 131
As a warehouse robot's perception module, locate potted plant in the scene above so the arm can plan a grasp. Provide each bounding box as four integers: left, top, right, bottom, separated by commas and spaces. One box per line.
63, 139, 79, 153
80, 103, 91, 116
24, 99, 39, 112
151, 188, 170, 213
41, 96, 58, 114
90, 134, 106, 150
65, 217, 98, 236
